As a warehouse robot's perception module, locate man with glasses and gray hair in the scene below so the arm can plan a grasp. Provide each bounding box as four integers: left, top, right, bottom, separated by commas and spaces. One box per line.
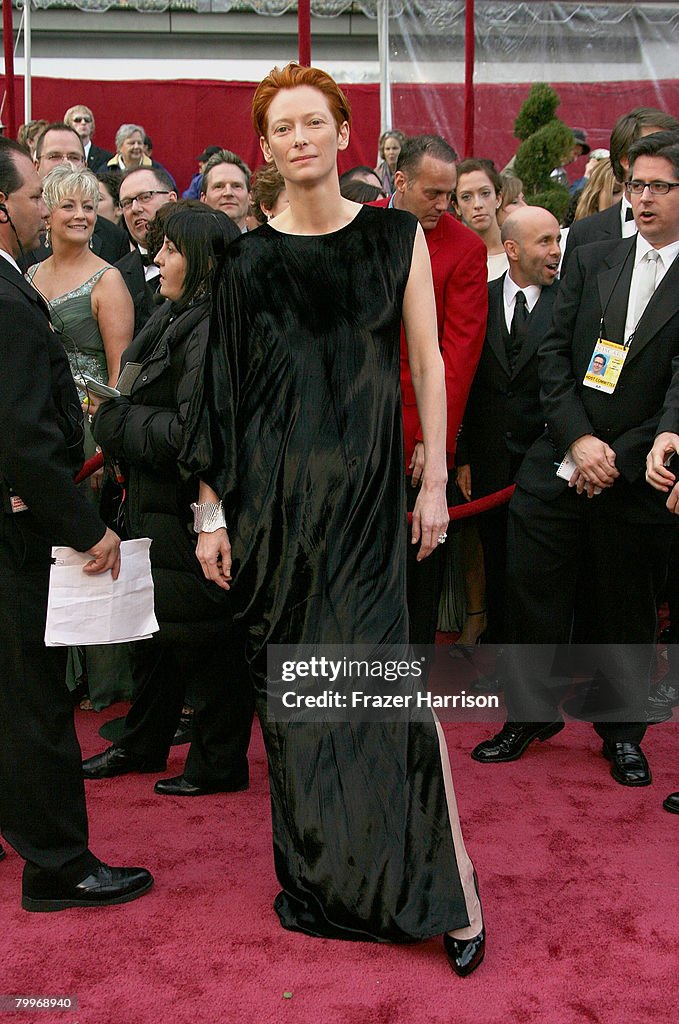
116, 166, 177, 332
471, 130, 679, 789
64, 104, 113, 171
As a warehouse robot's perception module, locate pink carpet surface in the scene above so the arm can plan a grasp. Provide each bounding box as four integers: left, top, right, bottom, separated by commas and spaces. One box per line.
2, 703, 678, 1024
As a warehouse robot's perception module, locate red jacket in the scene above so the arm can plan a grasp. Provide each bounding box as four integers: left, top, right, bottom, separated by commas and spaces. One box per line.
372, 201, 488, 468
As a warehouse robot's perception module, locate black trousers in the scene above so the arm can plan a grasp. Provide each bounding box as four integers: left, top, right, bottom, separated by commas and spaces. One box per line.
505, 486, 674, 744
120, 627, 254, 789
476, 452, 525, 644
0, 515, 96, 879
477, 505, 509, 644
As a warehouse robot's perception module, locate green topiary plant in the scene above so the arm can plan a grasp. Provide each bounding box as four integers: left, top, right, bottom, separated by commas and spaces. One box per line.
512, 83, 574, 224
513, 83, 560, 141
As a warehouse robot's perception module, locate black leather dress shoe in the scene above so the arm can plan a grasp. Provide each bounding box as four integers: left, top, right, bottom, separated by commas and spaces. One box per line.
444, 928, 485, 977
443, 871, 485, 977
22, 862, 153, 912
82, 746, 166, 779
602, 741, 651, 787
153, 774, 248, 797
471, 720, 564, 763
663, 792, 679, 814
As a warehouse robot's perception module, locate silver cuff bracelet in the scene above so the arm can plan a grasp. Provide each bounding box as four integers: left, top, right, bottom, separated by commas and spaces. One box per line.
190, 500, 227, 534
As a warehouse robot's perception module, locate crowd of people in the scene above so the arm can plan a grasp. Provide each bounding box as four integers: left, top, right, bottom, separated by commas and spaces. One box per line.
2, 66, 679, 980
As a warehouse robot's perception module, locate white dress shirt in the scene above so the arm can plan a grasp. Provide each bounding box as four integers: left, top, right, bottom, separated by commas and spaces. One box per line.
138, 246, 160, 283
503, 273, 541, 333
621, 195, 636, 238
0, 247, 21, 274
623, 234, 679, 345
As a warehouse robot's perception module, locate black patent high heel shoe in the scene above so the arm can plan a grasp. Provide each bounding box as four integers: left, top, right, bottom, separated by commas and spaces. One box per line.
443, 872, 485, 977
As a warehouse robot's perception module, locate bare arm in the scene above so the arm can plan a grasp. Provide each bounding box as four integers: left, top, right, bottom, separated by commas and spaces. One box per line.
401, 224, 449, 561
92, 267, 135, 385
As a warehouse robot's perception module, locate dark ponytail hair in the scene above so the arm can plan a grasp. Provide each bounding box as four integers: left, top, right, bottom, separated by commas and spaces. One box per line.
162, 205, 240, 310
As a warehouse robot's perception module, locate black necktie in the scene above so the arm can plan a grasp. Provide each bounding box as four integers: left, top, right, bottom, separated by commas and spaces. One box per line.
507, 291, 528, 372
625, 207, 635, 222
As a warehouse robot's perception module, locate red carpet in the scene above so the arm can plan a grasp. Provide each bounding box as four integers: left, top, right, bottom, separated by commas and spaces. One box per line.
2, 705, 678, 1024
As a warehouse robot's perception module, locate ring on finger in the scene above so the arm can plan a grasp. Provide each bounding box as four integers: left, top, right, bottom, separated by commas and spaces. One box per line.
437, 533, 447, 545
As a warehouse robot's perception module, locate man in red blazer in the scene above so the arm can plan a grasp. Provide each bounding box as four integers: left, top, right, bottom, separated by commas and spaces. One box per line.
373, 135, 488, 643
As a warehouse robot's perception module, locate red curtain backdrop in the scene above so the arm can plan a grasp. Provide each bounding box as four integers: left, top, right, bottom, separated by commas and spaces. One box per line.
3, 75, 679, 192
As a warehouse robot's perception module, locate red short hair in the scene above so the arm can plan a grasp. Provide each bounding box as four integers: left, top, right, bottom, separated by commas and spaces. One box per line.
252, 63, 352, 138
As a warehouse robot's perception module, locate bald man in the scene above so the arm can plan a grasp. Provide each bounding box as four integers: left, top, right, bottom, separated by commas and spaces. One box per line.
456, 206, 561, 643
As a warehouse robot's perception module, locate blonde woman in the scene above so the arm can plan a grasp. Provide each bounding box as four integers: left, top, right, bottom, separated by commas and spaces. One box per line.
574, 160, 622, 221
26, 164, 133, 388
26, 164, 134, 710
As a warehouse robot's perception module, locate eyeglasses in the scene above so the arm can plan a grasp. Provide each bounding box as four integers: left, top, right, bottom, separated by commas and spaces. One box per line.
119, 190, 170, 210
624, 180, 679, 196
72, 116, 92, 124
43, 153, 85, 165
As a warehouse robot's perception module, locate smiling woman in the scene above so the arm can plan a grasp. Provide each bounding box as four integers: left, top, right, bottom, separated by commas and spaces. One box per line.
25, 164, 136, 709
105, 123, 154, 174
27, 165, 133, 388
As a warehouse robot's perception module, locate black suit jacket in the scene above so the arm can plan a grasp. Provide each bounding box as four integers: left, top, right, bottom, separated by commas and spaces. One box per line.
87, 143, 114, 171
517, 236, 679, 522
18, 215, 129, 272
561, 203, 622, 276
93, 216, 130, 264
0, 258, 104, 549
116, 248, 159, 335
461, 274, 557, 498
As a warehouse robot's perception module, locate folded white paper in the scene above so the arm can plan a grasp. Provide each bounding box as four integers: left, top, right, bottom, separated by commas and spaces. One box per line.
45, 538, 159, 647
556, 449, 602, 494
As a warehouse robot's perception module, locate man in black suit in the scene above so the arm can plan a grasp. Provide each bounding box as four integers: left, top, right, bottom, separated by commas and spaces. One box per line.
64, 104, 114, 171
472, 131, 679, 786
562, 107, 679, 275
646, 396, 679, 815
457, 206, 560, 642
0, 137, 152, 909
116, 166, 177, 333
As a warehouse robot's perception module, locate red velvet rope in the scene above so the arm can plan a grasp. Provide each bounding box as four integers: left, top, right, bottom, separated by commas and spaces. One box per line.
74, 451, 104, 484
75, 451, 515, 521
447, 484, 515, 521
406, 483, 515, 524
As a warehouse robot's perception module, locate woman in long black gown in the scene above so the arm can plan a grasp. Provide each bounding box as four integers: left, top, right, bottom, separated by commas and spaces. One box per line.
181, 63, 485, 973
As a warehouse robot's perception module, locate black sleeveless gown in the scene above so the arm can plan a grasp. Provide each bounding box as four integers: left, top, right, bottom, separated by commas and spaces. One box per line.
182, 205, 470, 941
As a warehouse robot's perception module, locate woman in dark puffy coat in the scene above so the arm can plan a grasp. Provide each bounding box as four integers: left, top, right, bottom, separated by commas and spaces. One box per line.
82, 205, 253, 796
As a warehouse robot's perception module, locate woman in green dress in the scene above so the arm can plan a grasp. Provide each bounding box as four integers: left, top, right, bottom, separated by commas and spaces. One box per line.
27, 164, 135, 708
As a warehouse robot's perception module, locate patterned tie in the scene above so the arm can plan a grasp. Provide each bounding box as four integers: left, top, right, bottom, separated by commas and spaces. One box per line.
633, 250, 660, 327
507, 291, 528, 373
